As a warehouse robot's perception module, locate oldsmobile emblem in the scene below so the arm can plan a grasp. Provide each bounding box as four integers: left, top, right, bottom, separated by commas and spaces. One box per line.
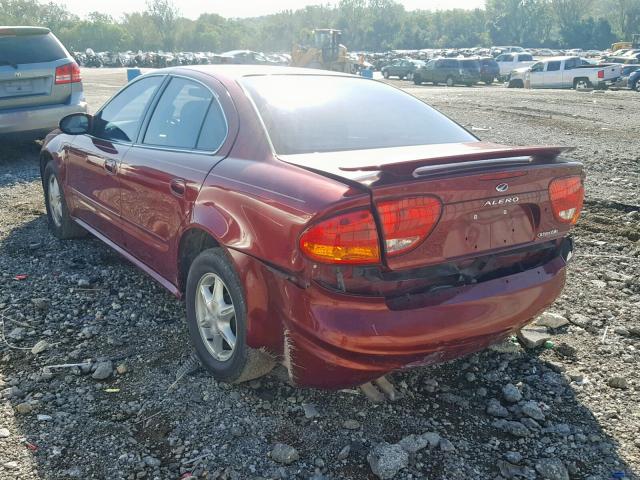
495, 183, 509, 192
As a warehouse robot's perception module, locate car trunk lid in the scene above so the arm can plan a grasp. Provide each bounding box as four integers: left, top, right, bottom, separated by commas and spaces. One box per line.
279, 141, 582, 270
0, 28, 72, 110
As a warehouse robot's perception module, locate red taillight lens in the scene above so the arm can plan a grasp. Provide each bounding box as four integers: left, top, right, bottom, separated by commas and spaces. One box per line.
549, 176, 584, 224
376, 196, 442, 256
597, 70, 604, 79
55, 62, 81, 84
299, 209, 380, 264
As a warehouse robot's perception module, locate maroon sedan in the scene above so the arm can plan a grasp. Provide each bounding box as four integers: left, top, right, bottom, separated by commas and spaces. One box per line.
40, 66, 584, 389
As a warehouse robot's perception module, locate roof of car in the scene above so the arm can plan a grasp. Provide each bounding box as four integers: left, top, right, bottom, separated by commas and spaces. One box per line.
167, 65, 355, 80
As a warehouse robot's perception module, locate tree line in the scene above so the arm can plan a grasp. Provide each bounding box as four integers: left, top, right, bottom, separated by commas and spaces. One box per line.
1, 0, 638, 52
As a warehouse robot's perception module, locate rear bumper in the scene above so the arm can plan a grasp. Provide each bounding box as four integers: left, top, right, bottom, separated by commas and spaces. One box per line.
0, 94, 87, 139
260, 252, 568, 389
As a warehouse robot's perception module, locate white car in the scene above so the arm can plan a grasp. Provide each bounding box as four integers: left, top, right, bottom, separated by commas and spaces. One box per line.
507, 56, 622, 90
495, 52, 536, 78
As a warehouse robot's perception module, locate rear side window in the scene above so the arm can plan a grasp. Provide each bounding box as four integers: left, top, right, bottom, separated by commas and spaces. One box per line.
93, 76, 164, 142
144, 77, 213, 149
547, 61, 561, 71
460, 60, 480, 69
196, 101, 228, 151
519, 54, 533, 61
0, 32, 67, 64
241, 75, 475, 155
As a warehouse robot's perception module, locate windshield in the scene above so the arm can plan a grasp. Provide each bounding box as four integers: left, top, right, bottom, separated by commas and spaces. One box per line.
0, 32, 67, 64
241, 75, 475, 155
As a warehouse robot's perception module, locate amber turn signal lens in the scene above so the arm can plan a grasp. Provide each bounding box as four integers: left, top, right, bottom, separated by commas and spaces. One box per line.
299, 209, 380, 264
549, 176, 584, 224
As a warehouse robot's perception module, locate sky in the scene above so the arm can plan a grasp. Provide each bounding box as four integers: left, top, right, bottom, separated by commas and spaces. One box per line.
57, 0, 486, 20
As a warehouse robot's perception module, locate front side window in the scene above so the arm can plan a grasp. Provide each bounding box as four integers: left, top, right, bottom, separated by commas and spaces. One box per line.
242, 75, 476, 155
143, 77, 213, 149
531, 62, 544, 72
546, 61, 561, 71
93, 76, 164, 142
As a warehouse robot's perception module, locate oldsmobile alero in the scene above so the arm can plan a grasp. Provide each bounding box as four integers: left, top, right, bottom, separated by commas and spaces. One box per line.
40, 66, 584, 388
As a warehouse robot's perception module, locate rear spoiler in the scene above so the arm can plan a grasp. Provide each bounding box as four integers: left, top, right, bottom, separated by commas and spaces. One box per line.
0, 26, 51, 36
339, 144, 574, 175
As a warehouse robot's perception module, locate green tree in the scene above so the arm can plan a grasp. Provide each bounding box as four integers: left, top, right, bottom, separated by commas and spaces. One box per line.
145, 0, 179, 51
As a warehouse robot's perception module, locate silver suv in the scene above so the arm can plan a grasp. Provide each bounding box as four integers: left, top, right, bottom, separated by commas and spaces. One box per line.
0, 26, 87, 141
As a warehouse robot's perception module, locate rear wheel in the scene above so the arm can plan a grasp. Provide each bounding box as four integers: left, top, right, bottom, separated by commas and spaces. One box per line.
413, 75, 422, 85
43, 162, 86, 240
186, 248, 274, 383
574, 78, 592, 90
383, 70, 390, 79
446, 76, 454, 87
508, 79, 524, 88
631, 79, 639, 91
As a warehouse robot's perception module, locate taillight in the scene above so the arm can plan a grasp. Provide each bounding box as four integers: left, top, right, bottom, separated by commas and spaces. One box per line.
377, 196, 442, 256
597, 70, 604, 79
55, 62, 81, 84
549, 176, 584, 224
299, 209, 380, 264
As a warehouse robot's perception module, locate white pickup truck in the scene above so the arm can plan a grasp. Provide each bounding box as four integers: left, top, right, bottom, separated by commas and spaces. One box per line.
495, 52, 536, 79
507, 56, 622, 90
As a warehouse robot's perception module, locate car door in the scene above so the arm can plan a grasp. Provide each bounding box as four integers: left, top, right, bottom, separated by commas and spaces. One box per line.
527, 62, 545, 87
433, 60, 446, 83
66, 75, 165, 245
117, 74, 233, 281
543, 61, 561, 88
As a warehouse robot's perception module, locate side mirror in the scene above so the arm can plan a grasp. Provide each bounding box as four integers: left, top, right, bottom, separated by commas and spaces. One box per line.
59, 113, 92, 135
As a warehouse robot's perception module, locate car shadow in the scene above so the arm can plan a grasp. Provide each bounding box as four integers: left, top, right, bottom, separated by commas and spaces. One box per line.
0, 213, 636, 479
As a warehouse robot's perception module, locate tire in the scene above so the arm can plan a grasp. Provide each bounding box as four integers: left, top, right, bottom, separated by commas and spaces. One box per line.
399, 75, 405, 80
508, 79, 524, 88
185, 248, 274, 384
407, 72, 413, 80
631, 80, 639, 92
413, 75, 422, 85
446, 76, 454, 87
43, 162, 86, 240
383, 70, 389, 79
574, 78, 592, 90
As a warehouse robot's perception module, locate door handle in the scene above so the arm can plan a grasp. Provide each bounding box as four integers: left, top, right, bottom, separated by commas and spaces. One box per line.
104, 158, 117, 174
170, 178, 186, 197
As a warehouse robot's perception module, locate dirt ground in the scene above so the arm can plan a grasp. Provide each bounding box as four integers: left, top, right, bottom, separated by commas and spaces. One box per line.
0, 68, 638, 480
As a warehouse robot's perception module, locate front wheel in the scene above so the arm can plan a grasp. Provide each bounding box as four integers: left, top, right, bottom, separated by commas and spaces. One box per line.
413, 75, 422, 85
383, 70, 389, 79
446, 76, 454, 87
185, 248, 274, 384
43, 162, 86, 239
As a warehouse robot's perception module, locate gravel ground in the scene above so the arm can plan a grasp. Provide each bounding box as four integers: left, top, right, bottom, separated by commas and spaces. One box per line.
0, 69, 638, 480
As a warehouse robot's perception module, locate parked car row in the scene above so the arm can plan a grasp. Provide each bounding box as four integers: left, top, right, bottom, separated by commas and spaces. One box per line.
72, 49, 290, 68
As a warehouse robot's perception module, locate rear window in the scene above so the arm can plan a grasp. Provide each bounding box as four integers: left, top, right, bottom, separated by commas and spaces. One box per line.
0, 32, 67, 64
241, 75, 475, 155
460, 60, 480, 69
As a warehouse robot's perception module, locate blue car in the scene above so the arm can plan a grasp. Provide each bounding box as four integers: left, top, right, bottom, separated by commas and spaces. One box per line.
628, 69, 640, 91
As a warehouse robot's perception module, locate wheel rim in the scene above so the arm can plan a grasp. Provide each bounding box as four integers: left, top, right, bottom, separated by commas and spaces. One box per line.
195, 273, 237, 361
576, 80, 588, 89
48, 174, 63, 227
447, 77, 453, 86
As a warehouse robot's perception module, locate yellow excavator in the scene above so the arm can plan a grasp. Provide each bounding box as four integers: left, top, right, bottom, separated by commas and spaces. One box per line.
291, 29, 356, 73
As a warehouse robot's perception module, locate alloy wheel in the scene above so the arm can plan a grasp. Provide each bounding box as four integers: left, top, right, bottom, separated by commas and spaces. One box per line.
48, 174, 63, 227
195, 273, 237, 361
